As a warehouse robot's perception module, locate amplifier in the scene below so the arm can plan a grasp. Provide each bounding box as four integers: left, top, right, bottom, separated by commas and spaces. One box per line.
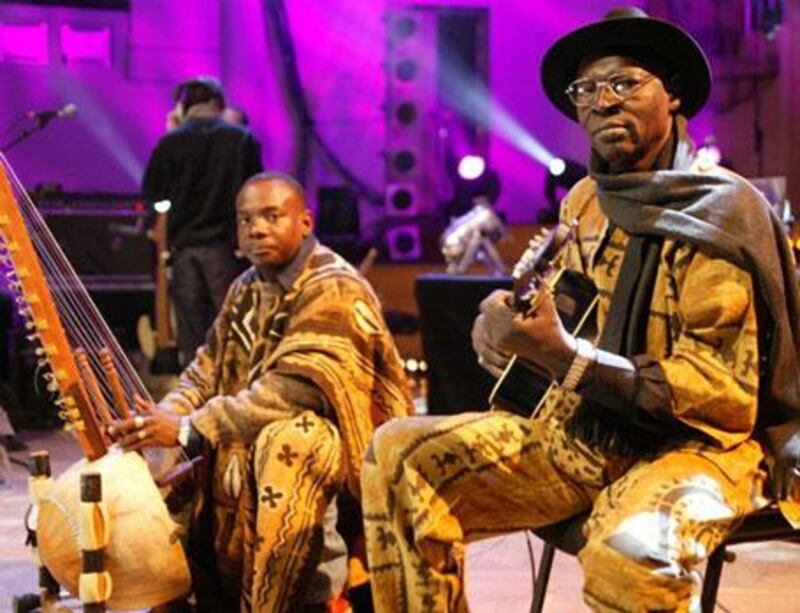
34, 192, 154, 281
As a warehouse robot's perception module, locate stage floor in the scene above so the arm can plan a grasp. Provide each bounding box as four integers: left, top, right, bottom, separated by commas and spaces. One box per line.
2, 429, 800, 612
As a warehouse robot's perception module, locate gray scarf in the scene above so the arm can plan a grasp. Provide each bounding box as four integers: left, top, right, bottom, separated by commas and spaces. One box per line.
568, 116, 800, 459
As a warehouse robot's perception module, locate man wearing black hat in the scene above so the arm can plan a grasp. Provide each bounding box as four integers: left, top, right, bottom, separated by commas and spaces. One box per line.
361, 7, 800, 612
143, 76, 263, 367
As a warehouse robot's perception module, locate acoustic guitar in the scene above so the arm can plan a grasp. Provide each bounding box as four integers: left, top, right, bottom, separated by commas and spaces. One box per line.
488, 221, 599, 417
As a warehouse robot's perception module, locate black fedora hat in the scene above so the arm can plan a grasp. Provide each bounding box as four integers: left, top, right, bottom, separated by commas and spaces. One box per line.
541, 6, 711, 121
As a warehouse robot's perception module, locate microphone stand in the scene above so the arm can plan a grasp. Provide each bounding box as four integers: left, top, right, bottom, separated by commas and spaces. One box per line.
1, 116, 56, 153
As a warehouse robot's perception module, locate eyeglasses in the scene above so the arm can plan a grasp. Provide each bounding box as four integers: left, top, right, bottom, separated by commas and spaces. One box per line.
565, 72, 657, 108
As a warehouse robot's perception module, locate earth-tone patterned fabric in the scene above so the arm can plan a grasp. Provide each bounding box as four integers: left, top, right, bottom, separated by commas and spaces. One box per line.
362, 169, 772, 612
160, 241, 413, 611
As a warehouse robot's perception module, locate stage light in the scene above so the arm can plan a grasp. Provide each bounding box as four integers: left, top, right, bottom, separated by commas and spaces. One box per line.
153, 199, 171, 214
457, 155, 486, 181
440, 198, 506, 274
548, 158, 567, 177
541, 158, 586, 223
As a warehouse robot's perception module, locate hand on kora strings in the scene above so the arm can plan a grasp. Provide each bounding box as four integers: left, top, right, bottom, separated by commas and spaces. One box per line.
107, 394, 181, 451
477, 288, 577, 381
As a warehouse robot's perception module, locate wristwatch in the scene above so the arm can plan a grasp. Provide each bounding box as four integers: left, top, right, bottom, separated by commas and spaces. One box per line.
560, 338, 596, 392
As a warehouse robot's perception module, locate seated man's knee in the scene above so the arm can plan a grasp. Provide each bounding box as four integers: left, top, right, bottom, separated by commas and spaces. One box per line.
254, 411, 342, 477
364, 415, 428, 470
579, 533, 696, 611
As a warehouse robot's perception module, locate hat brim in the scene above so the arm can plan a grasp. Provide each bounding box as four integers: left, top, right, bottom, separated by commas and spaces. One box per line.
541, 17, 711, 121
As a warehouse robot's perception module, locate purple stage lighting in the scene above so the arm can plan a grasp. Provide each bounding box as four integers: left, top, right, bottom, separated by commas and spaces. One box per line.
548, 158, 566, 177
457, 154, 486, 180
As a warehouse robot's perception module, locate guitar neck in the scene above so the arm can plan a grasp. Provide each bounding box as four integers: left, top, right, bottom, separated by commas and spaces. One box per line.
152, 213, 175, 348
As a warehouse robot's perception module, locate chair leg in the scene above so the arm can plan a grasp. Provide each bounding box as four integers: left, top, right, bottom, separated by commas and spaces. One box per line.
530, 542, 556, 613
701, 544, 727, 613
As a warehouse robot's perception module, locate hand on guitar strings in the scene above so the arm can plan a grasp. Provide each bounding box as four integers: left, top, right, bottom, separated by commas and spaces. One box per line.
472, 311, 512, 378
476, 288, 577, 381
107, 395, 182, 451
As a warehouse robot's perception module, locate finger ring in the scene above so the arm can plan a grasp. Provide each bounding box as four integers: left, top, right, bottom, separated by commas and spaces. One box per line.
138, 429, 147, 441
133, 415, 145, 429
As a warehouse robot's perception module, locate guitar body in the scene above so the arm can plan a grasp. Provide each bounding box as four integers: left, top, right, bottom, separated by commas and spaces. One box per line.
490, 268, 598, 417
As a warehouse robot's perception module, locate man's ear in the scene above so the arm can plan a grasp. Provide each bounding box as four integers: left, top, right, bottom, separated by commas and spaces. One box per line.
669, 95, 681, 113
302, 209, 314, 237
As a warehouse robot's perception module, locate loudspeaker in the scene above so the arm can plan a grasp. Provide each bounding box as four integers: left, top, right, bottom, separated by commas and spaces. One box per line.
34, 194, 153, 279
415, 273, 511, 414
386, 183, 420, 216
386, 224, 422, 261
316, 186, 360, 237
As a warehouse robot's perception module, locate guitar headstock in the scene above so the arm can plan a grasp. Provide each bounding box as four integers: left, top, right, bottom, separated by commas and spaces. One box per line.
509, 221, 576, 312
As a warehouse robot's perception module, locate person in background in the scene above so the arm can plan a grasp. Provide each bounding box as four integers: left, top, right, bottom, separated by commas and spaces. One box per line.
110, 172, 413, 612
143, 76, 262, 367
223, 105, 250, 127
361, 7, 800, 612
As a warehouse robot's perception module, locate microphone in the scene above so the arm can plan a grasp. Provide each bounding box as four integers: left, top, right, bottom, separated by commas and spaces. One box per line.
26, 103, 78, 126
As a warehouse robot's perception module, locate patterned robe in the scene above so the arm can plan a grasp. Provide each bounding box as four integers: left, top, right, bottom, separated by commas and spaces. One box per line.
361, 166, 774, 612
162, 239, 413, 610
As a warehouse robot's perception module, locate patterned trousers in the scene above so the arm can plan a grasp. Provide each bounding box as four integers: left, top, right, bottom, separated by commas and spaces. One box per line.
361, 406, 768, 613
204, 411, 346, 612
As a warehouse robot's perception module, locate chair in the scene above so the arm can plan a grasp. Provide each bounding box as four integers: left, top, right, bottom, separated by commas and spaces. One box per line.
530, 505, 800, 613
